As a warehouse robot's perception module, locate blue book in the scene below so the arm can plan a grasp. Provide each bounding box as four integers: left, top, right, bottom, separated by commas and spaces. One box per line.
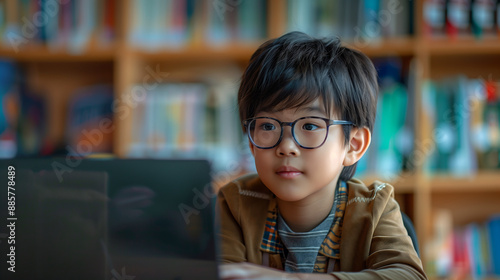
0, 60, 18, 158
359, 0, 380, 40
373, 58, 407, 178
0, 60, 17, 135
466, 223, 487, 278
488, 215, 500, 276
237, 0, 266, 41
445, 76, 476, 176
433, 80, 455, 172
66, 84, 114, 155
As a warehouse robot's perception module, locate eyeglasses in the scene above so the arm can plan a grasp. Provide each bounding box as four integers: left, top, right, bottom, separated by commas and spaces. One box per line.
243, 116, 354, 149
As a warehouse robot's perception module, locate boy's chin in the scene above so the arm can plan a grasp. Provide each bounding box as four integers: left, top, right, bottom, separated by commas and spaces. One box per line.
271, 183, 335, 203
273, 190, 310, 203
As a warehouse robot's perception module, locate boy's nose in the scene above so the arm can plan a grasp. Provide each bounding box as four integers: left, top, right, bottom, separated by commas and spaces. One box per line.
276, 128, 300, 157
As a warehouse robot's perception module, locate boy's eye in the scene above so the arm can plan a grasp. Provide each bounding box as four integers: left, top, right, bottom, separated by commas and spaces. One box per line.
259, 123, 276, 131
302, 123, 319, 131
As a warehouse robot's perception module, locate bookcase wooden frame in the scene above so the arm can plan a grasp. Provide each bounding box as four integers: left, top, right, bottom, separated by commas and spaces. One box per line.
2, 0, 500, 276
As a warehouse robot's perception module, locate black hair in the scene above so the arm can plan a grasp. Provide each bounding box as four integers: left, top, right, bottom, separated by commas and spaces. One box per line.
238, 31, 378, 181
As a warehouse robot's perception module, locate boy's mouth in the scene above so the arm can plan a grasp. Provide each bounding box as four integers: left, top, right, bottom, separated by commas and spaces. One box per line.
276, 166, 302, 179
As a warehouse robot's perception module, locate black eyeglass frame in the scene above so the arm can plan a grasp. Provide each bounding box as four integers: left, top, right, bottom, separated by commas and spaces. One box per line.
243, 116, 354, 150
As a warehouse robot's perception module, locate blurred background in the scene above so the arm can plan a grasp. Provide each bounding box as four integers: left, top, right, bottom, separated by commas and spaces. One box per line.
0, 0, 499, 278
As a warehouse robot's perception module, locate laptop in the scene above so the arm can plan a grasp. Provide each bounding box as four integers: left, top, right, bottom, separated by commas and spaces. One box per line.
0, 158, 219, 280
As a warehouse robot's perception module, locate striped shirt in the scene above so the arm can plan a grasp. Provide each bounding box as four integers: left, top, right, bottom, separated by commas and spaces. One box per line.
277, 201, 335, 273
259, 180, 348, 273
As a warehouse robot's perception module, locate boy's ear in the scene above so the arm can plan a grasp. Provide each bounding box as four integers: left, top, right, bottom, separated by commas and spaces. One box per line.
343, 127, 371, 167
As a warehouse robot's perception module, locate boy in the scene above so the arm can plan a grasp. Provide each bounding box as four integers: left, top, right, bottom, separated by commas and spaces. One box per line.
217, 32, 427, 280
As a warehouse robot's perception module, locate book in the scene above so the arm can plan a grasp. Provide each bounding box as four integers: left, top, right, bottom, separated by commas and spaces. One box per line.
426, 211, 500, 278
126, 0, 268, 49
376, 82, 408, 178
129, 64, 245, 173
0, 0, 116, 50
452, 228, 471, 278
445, 76, 477, 176
423, 0, 447, 37
473, 80, 500, 169
426, 209, 454, 277
445, 0, 472, 38
488, 215, 500, 275
135, 82, 209, 159
287, 0, 314, 36
342, 0, 360, 39
285, 0, 411, 40
358, 0, 381, 41
0, 60, 18, 158
16, 80, 48, 157
424, 76, 499, 174
65, 84, 114, 156
465, 223, 488, 278
205, 0, 233, 45
101, 0, 115, 43
402, 58, 417, 172
471, 0, 497, 38
315, 0, 341, 38
237, 0, 267, 42
380, 0, 412, 38
40, 0, 59, 48
498, 0, 500, 36
359, 57, 409, 179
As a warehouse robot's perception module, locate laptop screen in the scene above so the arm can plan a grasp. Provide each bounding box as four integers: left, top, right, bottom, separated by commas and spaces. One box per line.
0, 158, 219, 280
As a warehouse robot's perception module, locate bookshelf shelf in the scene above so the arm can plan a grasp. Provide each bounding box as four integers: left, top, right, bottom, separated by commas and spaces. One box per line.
346, 37, 417, 57
0, 44, 118, 62
131, 43, 264, 62
429, 172, 500, 192
133, 37, 420, 62
424, 37, 500, 56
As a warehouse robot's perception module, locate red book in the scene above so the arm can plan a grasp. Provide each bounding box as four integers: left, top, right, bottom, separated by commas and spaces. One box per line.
446, 0, 472, 38
452, 228, 471, 278
424, 0, 447, 37
104, 0, 115, 41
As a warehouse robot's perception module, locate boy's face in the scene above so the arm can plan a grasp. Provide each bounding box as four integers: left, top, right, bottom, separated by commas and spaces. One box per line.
249, 99, 349, 203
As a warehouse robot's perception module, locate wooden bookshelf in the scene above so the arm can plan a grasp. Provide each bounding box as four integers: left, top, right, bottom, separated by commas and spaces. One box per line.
130, 43, 263, 62
430, 172, 500, 192
1, 0, 499, 278
424, 37, 500, 55
412, 2, 500, 277
346, 37, 417, 57
0, 44, 118, 62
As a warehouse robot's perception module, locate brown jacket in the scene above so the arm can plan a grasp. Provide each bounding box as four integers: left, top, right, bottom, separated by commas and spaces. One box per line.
216, 173, 427, 279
